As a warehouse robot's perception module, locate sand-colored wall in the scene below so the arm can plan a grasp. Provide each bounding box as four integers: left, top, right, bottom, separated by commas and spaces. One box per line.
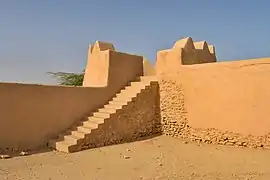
0, 83, 112, 150
159, 58, 270, 148
0, 41, 144, 151
156, 37, 216, 75
143, 57, 156, 76
2, 36, 270, 151
182, 58, 270, 135
83, 41, 143, 92
107, 51, 143, 90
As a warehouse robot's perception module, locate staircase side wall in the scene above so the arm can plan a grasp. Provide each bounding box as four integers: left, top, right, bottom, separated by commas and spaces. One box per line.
70, 82, 160, 151
107, 51, 144, 95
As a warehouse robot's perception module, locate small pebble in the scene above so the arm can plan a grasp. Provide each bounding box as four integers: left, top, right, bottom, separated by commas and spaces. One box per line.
123, 155, 130, 159
19, 151, 29, 156
0, 155, 11, 159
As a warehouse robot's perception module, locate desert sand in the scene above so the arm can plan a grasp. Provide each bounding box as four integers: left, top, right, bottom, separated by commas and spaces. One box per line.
1, 135, 270, 180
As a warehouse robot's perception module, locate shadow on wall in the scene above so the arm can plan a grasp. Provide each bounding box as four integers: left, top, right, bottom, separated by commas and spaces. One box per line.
143, 57, 156, 76
154, 84, 162, 134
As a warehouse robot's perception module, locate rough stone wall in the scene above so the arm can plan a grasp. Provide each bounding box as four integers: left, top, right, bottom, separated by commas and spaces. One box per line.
159, 76, 188, 137
159, 75, 270, 149
70, 82, 160, 152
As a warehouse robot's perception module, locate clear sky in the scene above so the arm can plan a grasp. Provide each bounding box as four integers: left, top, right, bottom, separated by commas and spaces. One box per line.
1, 1, 270, 84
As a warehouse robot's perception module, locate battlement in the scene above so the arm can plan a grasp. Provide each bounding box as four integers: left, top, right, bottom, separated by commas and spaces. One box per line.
83, 41, 143, 90
90, 41, 115, 53
173, 37, 215, 55
156, 37, 217, 75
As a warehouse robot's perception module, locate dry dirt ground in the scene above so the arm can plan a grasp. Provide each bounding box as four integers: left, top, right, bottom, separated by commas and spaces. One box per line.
1, 135, 270, 180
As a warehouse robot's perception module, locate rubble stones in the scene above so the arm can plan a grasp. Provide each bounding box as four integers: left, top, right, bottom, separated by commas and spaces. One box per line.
19, 151, 29, 156
159, 78, 270, 150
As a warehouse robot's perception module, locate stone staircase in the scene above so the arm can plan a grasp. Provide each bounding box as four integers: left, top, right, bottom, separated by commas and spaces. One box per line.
48, 76, 159, 153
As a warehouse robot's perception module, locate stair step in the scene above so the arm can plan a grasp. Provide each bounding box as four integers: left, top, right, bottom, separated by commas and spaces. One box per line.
93, 112, 111, 119
130, 81, 142, 85
81, 121, 99, 129
88, 116, 105, 123
98, 108, 116, 114
49, 140, 72, 153
124, 85, 144, 91
104, 104, 123, 110
130, 82, 146, 87
49, 76, 159, 153
75, 126, 92, 134
67, 130, 86, 138
123, 86, 133, 91
59, 134, 81, 144
119, 89, 141, 96
137, 76, 158, 82
116, 93, 137, 99
112, 96, 135, 102
108, 100, 128, 106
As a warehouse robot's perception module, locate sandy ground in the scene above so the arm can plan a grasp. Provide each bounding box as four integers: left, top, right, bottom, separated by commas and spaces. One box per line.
1, 135, 270, 180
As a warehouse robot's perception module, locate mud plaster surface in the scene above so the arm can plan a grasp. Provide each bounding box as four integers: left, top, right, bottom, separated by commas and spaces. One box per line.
159, 78, 270, 149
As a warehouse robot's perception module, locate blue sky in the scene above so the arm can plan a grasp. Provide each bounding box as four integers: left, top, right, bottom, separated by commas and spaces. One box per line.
1, 1, 270, 84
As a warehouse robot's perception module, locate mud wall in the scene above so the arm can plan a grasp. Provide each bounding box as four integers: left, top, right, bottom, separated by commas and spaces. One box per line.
0, 41, 144, 151
156, 37, 216, 75
143, 57, 156, 76
0, 83, 111, 150
159, 58, 270, 149
83, 41, 143, 91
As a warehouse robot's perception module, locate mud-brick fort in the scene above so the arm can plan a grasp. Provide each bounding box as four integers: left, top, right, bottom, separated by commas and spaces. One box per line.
1, 37, 270, 153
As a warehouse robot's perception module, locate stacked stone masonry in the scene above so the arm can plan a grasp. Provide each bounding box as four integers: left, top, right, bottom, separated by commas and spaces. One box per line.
49, 76, 159, 153
159, 76, 270, 149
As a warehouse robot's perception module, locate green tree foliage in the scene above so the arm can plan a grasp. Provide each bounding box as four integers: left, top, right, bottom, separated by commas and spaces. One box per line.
48, 71, 85, 86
